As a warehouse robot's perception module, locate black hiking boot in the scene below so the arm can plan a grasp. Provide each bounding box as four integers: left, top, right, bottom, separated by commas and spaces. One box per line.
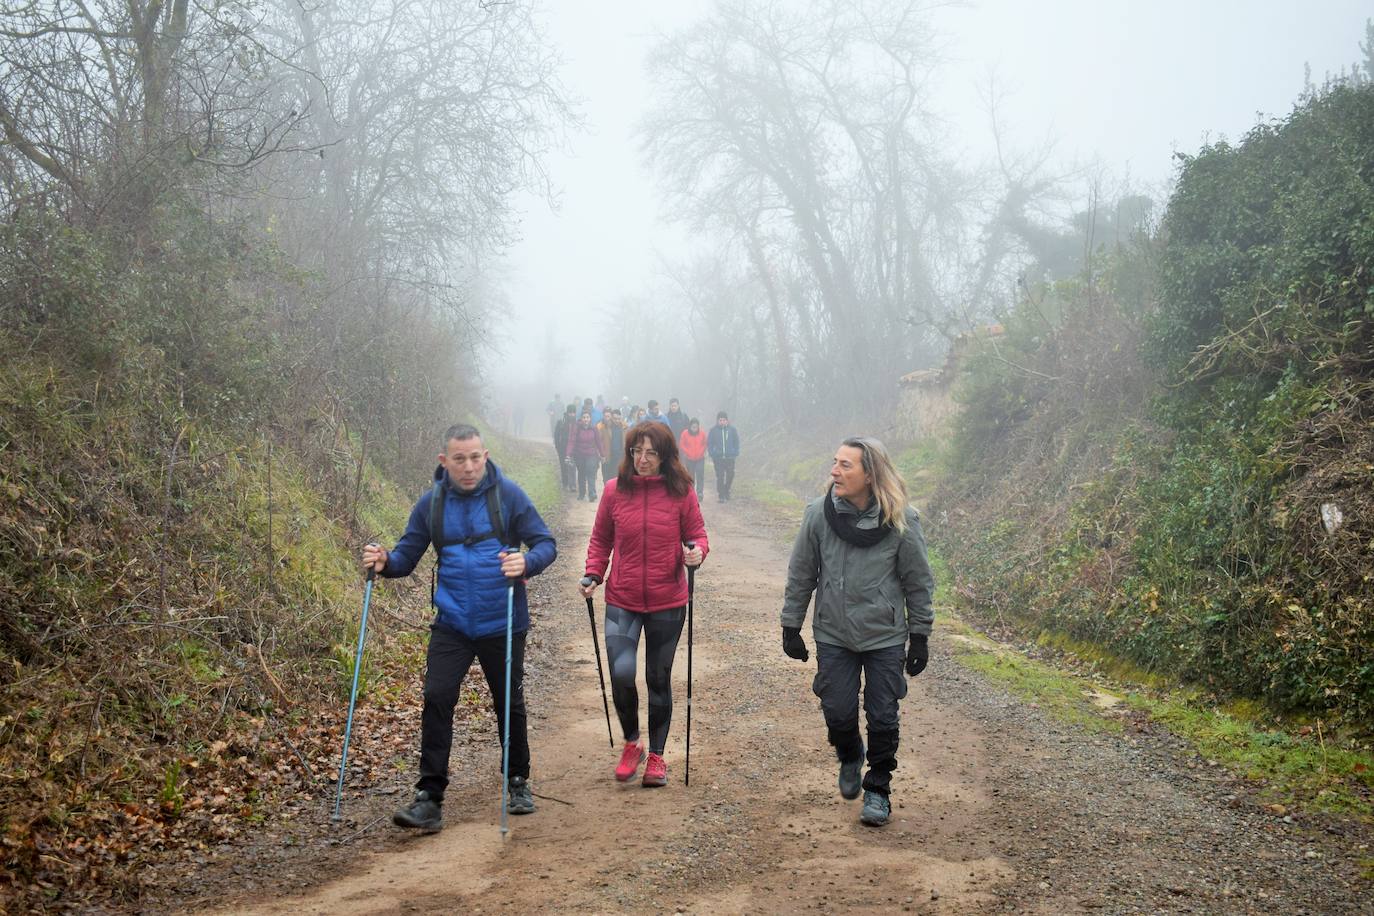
507, 776, 535, 815
393, 790, 442, 832
859, 790, 890, 827
838, 743, 864, 800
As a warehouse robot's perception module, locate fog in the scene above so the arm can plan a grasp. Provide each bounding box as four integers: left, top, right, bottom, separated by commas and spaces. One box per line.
490, 0, 1369, 430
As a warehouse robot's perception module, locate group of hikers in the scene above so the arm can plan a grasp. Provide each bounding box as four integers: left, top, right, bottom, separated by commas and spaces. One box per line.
360, 415, 933, 833
549, 394, 741, 504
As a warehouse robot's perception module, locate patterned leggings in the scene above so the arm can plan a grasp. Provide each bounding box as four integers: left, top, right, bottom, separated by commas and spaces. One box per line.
604, 604, 686, 754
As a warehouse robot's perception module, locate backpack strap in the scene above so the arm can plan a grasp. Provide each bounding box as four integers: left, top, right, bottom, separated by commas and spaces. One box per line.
486, 483, 508, 548
428, 478, 510, 554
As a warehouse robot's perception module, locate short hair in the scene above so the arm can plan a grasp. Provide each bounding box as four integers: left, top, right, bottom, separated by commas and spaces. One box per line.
716, 410, 729, 420
669, 398, 680, 406
442, 423, 481, 446
647, 399, 659, 410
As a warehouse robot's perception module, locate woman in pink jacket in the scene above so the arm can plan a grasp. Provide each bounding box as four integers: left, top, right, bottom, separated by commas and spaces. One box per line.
580, 421, 708, 787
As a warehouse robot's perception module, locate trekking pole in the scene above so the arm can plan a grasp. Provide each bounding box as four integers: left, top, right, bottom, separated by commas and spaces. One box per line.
501, 579, 514, 836
332, 546, 378, 823
684, 541, 696, 788
580, 577, 615, 747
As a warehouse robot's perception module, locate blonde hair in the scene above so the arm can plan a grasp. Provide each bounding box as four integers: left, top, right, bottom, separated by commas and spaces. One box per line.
839, 436, 910, 533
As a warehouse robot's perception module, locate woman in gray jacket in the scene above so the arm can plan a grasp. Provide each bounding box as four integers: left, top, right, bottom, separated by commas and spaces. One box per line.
780, 436, 935, 827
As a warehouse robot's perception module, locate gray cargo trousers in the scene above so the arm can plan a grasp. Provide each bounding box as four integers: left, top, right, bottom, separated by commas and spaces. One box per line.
812, 641, 907, 796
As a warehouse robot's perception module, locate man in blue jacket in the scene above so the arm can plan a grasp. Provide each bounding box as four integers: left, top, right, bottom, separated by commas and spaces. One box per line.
362, 424, 557, 831
706, 410, 741, 502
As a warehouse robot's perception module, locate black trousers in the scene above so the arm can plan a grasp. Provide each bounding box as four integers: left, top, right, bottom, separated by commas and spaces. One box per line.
713, 457, 736, 499
575, 455, 600, 498
812, 642, 907, 796
418, 624, 528, 802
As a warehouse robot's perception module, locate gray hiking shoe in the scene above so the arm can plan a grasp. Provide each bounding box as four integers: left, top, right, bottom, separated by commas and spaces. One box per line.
393, 790, 442, 832
838, 744, 864, 800
859, 790, 890, 827
507, 776, 535, 815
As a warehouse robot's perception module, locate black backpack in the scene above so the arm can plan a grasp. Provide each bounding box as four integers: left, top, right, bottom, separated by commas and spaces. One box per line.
427, 479, 511, 607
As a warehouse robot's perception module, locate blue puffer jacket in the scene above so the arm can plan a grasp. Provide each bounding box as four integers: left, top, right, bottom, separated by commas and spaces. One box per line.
382, 461, 556, 639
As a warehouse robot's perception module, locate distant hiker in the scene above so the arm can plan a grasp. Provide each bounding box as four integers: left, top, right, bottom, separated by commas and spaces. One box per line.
547, 394, 561, 437
642, 399, 669, 427
363, 424, 557, 831
632, 406, 647, 426
566, 410, 607, 502
706, 411, 741, 502
780, 436, 933, 827
599, 408, 626, 490
665, 397, 689, 438
679, 417, 707, 500
593, 395, 606, 424
553, 404, 577, 492
580, 421, 708, 787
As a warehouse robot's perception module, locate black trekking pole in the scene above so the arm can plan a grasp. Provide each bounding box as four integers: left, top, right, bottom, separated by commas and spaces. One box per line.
333, 547, 378, 822
580, 577, 615, 747
684, 541, 697, 787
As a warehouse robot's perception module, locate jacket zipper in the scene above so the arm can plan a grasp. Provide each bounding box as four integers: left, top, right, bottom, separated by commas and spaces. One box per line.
641, 482, 650, 607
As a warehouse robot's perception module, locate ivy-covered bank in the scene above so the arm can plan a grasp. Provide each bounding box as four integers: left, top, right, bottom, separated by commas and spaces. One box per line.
931, 83, 1374, 734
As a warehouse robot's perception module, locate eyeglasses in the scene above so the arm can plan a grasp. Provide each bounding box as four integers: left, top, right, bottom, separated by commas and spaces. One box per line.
630, 448, 660, 459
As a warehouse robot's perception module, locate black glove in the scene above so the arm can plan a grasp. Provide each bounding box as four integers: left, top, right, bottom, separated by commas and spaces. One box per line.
782, 626, 809, 662
906, 634, 928, 676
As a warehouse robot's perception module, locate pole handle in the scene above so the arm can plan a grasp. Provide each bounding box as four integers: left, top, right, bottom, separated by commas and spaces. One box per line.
365, 542, 379, 581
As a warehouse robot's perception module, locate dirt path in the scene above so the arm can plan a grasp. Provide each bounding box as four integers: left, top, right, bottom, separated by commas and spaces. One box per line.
199, 496, 1372, 915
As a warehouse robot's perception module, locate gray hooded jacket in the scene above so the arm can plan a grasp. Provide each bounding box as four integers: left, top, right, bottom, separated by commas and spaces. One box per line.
781, 492, 935, 652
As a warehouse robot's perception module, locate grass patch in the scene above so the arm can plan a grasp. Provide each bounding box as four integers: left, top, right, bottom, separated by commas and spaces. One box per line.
487, 431, 560, 518
943, 616, 1121, 734
1133, 694, 1374, 817
943, 615, 1374, 819
736, 478, 806, 521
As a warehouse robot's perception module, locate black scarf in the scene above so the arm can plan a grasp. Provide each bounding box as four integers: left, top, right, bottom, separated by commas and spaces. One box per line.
823, 485, 892, 548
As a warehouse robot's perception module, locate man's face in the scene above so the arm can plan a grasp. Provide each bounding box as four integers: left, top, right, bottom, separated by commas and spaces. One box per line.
669, 400, 680, 412
717, 416, 729, 427
439, 436, 488, 491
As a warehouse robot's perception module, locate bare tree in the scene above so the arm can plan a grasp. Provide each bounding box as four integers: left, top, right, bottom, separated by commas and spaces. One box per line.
0, 1, 310, 226
640, 0, 990, 421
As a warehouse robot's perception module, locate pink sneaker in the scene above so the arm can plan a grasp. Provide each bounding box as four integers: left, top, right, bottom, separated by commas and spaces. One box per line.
615, 741, 645, 781
642, 752, 668, 787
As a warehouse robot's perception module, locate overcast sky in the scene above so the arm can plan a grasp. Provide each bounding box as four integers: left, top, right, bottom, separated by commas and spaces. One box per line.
492, 0, 1371, 402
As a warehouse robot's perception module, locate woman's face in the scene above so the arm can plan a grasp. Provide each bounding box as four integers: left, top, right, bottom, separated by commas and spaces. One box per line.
831, 445, 872, 505
580, 412, 592, 427
631, 436, 663, 476
689, 421, 700, 433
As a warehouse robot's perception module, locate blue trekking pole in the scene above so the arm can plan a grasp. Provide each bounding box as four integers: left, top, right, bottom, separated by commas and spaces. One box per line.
500, 578, 515, 836
332, 547, 378, 822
